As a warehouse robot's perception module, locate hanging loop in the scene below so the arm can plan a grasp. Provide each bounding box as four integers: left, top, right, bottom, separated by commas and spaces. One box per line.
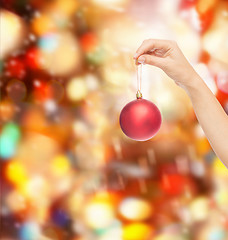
136, 63, 143, 99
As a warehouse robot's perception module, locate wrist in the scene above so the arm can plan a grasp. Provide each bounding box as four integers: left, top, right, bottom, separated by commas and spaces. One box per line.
182, 71, 204, 96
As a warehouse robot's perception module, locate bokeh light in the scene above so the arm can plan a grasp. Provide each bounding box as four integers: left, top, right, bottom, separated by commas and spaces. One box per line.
50, 154, 71, 177
32, 13, 56, 36
119, 197, 152, 221
6, 79, 27, 102
122, 223, 153, 240
0, 10, 25, 59
91, 0, 129, 8
0, 123, 20, 159
1, 0, 228, 239
19, 222, 41, 240
39, 31, 81, 76
66, 77, 88, 101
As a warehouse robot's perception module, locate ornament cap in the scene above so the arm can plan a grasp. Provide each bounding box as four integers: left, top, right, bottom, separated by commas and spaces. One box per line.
136, 90, 142, 99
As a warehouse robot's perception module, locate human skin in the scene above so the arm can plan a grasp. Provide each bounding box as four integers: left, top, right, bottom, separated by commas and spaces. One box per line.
134, 39, 228, 167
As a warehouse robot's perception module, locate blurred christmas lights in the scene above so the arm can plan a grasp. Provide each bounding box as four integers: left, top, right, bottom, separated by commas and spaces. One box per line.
0, 0, 228, 239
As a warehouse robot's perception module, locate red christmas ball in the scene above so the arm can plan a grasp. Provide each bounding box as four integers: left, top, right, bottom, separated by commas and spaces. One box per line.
119, 98, 162, 141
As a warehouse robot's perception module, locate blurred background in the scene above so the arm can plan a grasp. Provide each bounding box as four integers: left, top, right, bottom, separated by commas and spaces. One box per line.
0, 0, 228, 239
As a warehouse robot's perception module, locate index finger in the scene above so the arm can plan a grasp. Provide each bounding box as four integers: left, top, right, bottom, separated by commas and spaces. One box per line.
134, 39, 174, 59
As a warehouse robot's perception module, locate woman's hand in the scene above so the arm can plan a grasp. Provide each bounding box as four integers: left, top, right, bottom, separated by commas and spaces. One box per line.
134, 39, 199, 90
134, 39, 228, 166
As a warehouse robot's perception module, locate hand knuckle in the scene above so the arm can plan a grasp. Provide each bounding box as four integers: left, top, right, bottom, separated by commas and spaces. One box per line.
144, 39, 151, 43
170, 40, 177, 46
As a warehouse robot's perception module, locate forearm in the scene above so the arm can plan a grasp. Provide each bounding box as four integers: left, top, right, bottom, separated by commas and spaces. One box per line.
185, 74, 228, 167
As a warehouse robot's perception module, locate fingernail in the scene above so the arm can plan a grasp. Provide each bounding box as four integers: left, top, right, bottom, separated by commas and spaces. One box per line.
133, 53, 138, 59
137, 56, 145, 64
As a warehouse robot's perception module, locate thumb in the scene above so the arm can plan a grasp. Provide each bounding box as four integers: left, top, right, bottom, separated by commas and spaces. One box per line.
137, 54, 164, 68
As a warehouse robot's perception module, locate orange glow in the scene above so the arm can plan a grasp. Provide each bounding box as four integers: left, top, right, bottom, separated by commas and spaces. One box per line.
32, 14, 56, 36
195, 138, 211, 156
48, 0, 79, 16
0, 101, 15, 121
196, 0, 218, 14
80, 33, 99, 53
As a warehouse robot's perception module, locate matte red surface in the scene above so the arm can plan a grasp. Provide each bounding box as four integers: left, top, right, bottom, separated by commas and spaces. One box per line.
119, 99, 162, 141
